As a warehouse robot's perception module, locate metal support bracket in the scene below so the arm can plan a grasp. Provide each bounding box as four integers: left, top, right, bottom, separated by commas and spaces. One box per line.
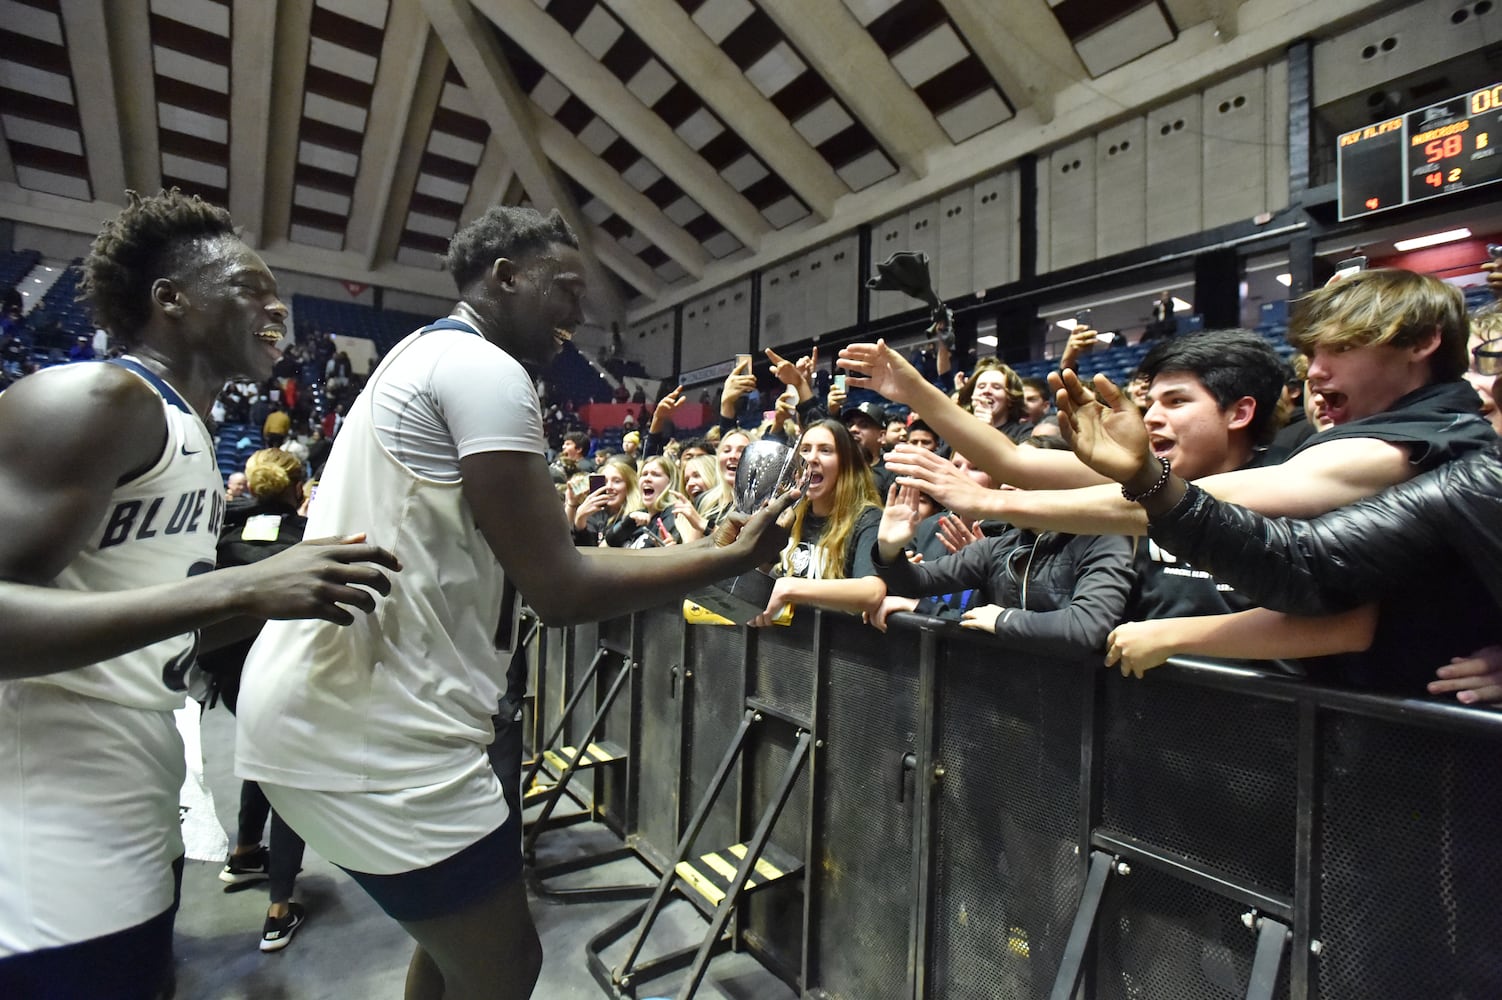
1049, 849, 1116, 1000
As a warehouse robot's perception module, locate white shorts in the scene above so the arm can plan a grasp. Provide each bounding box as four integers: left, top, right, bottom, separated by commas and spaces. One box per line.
262, 751, 508, 875
0, 682, 184, 955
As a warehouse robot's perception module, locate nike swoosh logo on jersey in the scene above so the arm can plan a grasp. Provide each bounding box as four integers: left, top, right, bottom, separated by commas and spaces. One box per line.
180, 443, 201, 456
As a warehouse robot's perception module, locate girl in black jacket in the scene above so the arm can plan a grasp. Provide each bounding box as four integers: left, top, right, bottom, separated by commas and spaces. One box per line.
873, 482, 1134, 659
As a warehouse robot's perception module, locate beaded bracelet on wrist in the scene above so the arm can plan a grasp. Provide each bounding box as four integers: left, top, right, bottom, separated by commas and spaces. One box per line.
1121, 456, 1171, 504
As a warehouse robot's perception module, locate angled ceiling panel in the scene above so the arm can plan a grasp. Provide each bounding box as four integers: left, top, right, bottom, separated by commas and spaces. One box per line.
288, 0, 389, 250
681, 0, 898, 192
489, 18, 748, 275
519, 0, 805, 231
1050, 0, 1179, 77
847, 0, 1014, 141
1, 0, 91, 199
151, 0, 231, 207
392, 65, 491, 268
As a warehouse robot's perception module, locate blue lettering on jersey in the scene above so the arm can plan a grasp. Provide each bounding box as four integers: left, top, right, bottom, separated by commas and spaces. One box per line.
161, 559, 215, 691
99, 489, 224, 549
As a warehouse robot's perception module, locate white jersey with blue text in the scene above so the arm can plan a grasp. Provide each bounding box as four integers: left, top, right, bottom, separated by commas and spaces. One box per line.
28, 358, 223, 711
0, 358, 219, 954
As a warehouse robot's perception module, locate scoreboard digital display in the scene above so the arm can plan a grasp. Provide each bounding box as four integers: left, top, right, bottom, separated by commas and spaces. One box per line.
1338, 82, 1502, 220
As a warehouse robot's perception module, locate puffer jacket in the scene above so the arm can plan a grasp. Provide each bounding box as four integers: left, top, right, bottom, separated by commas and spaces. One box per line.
874, 528, 1135, 658
1145, 442, 1502, 616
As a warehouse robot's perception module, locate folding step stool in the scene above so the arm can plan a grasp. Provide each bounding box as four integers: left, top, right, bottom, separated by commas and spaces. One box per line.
521, 636, 651, 902
586, 701, 811, 999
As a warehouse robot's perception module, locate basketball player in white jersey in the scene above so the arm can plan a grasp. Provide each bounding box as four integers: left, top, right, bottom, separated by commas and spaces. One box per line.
0, 190, 399, 999
236, 206, 792, 1000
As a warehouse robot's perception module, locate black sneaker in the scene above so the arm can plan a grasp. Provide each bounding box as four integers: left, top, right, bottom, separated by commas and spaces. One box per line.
259, 902, 306, 953
219, 846, 270, 889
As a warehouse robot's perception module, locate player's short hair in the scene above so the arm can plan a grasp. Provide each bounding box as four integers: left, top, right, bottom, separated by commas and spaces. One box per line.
80, 189, 237, 344
446, 206, 578, 292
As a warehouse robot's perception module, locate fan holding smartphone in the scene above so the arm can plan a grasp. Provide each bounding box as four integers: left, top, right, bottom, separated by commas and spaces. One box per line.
1334, 255, 1367, 280
1480, 243, 1502, 309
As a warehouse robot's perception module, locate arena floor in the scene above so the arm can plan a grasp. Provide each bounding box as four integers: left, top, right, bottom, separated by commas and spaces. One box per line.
174, 703, 793, 1000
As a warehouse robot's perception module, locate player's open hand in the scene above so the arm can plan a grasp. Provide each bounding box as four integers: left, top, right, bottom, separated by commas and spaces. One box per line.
235, 533, 400, 626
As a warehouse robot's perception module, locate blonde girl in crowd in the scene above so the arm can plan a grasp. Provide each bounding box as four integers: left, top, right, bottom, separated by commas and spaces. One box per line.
629, 454, 683, 545
695, 428, 754, 532
568, 457, 641, 546
670, 455, 720, 542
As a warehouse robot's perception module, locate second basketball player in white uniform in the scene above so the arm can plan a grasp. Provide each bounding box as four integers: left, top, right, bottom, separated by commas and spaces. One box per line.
236, 205, 794, 1000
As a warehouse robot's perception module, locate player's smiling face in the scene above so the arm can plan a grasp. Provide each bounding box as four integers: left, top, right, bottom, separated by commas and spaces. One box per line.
508, 243, 587, 366
176, 236, 288, 380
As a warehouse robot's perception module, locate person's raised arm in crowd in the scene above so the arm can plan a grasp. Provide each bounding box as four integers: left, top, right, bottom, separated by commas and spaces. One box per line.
1054, 360, 1502, 704
642, 385, 685, 459
766, 345, 829, 427
766, 387, 801, 445
717, 356, 757, 436
1057, 324, 1102, 375
882, 277, 1494, 537
840, 338, 1108, 492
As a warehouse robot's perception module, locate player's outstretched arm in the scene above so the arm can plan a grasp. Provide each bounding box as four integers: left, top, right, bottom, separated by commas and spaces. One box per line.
462, 450, 793, 626
840, 340, 1105, 490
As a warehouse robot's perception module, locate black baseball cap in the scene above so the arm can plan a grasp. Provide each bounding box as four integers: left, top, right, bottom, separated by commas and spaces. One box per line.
841, 401, 886, 427
906, 417, 938, 437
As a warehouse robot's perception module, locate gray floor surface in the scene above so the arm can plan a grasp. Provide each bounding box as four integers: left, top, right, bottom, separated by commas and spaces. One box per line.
173, 704, 797, 1000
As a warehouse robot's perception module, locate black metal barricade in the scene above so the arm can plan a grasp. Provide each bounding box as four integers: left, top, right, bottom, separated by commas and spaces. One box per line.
541, 606, 1502, 1000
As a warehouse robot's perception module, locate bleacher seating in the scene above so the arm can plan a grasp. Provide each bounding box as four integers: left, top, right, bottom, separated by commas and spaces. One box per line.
20, 259, 93, 351
547, 342, 613, 407
289, 294, 430, 356
213, 422, 259, 479
1258, 299, 1289, 331
0, 248, 41, 295
1465, 285, 1493, 312
1005, 322, 1297, 390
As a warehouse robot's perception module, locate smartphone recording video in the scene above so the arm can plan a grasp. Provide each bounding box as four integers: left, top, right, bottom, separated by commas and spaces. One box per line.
588, 474, 607, 494
1335, 255, 1367, 280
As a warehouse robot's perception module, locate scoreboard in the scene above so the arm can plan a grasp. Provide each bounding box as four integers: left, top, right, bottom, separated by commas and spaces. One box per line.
1338, 82, 1502, 220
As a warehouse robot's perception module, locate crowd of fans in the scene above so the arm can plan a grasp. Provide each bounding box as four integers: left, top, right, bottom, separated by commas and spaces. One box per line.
556, 263, 1502, 707
8, 250, 1499, 700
